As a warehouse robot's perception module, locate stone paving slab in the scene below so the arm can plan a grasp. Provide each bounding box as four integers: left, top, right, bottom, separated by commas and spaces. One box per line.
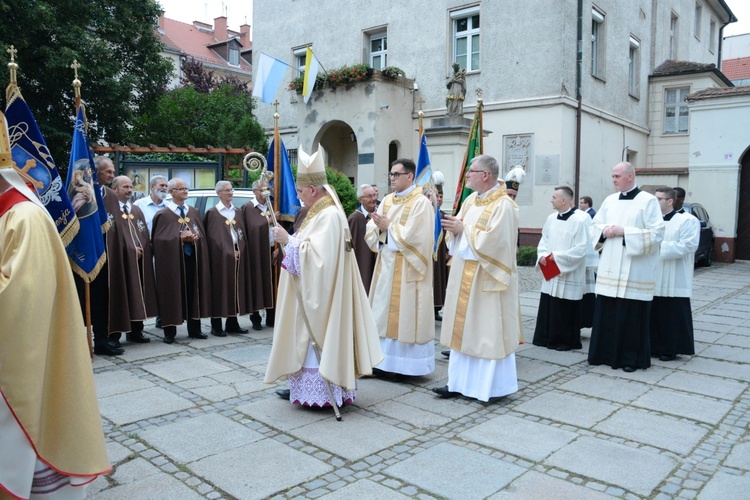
94, 369, 156, 398
137, 413, 264, 463
489, 470, 612, 499
111, 457, 162, 484
117, 338, 187, 362
593, 407, 708, 455
92, 473, 206, 499
545, 436, 677, 497
699, 471, 750, 498
698, 344, 750, 363
99, 386, 195, 425
587, 364, 672, 384
514, 391, 619, 428
140, 355, 233, 382
368, 399, 452, 429
716, 332, 750, 348
190, 439, 332, 500
459, 414, 578, 461
348, 377, 414, 408
519, 346, 588, 367
633, 387, 733, 424
213, 345, 273, 367
680, 356, 750, 381
557, 373, 650, 404
289, 411, 414, 461
384, 442, 526, 499
393, 390, 475, 419
319, 479, 411, 499
657, 372, 747, 401
515, 358, 564, 384
724, 442, 750, 471
235, 397, 332, 432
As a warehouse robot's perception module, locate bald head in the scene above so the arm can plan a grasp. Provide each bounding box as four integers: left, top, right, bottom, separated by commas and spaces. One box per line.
611, 162, 636, 193
112, 175, 133, 203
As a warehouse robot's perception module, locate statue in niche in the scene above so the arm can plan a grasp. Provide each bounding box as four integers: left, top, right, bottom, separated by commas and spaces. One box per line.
446, 62, 466, 116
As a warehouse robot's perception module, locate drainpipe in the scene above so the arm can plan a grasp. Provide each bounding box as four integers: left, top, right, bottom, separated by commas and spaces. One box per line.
574, 0, 583, 200
717, 2, 738, 71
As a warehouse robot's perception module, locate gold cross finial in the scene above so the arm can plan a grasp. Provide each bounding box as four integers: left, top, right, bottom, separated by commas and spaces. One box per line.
7, 45, 18, 85
273, 99, 280, 113
416, 97, 425, 112
7, 45, 17, 63
70, 60, 80, 79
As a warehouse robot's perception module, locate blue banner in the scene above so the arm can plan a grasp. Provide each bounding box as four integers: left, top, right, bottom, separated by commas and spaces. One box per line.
65, 105, 107, 282
267, 138, 300, 221
415, 133, 443, 254
5, 85, 79, 245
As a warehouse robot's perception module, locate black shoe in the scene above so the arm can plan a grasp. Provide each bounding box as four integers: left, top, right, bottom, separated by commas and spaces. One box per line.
109, 339, 122, 348
94, 342, 124, 356
432, 385, 460, 398
372, 368, 391, 378
210, 328, 227, 337
441, 350, 451, 359
155, 317, 163, 329
226, 327, 249, 334
554, 345, 571, 351
658, 354, 676, 362
622, 366, 636, 373
276, 388, 290, 400
188, 332, 208, 339
126, 333, 151, 343
265, 322, 274, 328
435, 313, 442, 321
163, 336, 175, 344
251, 323, 263, 331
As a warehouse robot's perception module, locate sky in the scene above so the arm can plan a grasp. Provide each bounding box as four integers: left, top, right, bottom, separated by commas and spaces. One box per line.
725, 0, 750, 37
157, 0, 253, 31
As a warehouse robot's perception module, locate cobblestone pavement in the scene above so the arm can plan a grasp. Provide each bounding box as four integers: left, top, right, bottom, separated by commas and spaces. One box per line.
88, 262, 750, 499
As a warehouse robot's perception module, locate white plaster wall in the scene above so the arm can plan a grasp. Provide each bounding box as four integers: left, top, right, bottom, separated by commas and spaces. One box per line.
688, 94, 750, 237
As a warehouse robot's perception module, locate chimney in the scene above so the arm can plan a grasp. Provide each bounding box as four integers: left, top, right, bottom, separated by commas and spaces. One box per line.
158, 10, 165, 33
239, 24, 251, 46
214, 16, 228, 40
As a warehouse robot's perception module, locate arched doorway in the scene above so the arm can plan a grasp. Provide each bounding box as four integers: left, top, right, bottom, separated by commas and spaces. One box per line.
313, 120, 357, 184
736, 147, 750, 260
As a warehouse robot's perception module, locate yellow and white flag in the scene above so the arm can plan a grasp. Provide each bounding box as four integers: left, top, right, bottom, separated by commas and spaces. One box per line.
302, 47, 320, 104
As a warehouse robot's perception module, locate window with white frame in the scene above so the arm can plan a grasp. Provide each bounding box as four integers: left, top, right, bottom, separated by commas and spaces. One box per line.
694, 2, 702, 39
451, 6, 480, 72
709, 18, 716, 52
628, 36, 640, 97
664, 87, 690, 134
591, 8, 606, 78
293, 46, 308, 74
669, 13, 678, 59
369, 32, 387, 70
228, 47, 240, 66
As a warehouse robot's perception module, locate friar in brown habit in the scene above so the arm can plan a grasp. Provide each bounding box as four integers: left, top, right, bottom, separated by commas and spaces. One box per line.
347, 183, 379, 293
241, 180, 276, 330
107, 176, 158, 343
203, 180, 250, 336
151, 177, 211, 343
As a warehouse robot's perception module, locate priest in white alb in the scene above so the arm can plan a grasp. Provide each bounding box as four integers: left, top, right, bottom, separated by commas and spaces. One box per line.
366, 158, 435, 379
650, 186, 700, 361
434, 154, 521, 401
588, 162, 664, 372
265, 146, 383, 407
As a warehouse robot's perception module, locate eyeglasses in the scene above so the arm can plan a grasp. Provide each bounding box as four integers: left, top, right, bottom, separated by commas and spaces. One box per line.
220, 188, 234, 193
172, 187, 189, 192
389, 171, 409, 178
467, 169, 486, 175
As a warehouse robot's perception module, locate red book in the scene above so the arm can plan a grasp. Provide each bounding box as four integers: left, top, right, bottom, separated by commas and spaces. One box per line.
539, 254, 561, 281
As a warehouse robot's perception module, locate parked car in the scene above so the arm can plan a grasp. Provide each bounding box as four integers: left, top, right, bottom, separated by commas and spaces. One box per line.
686, 202, 714, 267
166, 187, 256, 217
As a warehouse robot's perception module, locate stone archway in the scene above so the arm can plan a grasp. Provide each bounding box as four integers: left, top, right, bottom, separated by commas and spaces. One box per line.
736, 146, 750, 260
312, 120, 357, 184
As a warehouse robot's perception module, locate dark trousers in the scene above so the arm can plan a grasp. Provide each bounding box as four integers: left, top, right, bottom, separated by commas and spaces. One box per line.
74, 264, 109, 345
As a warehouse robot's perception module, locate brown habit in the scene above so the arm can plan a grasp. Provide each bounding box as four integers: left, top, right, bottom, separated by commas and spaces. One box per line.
347, 209, 377, 293
107, 202, 158, 333
151, 205, 212, 326
241, 203, 274, 312
203, 204, 250, 318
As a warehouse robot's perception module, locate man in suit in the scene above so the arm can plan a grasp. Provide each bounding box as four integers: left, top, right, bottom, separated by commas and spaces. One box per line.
579, 195, 596, 218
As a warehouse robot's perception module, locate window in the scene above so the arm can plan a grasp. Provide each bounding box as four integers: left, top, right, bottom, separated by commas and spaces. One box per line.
669, 13, 678, 59
451, 6, 480, 72
694, 2, 702, 39
664, 87, 690, 134
228, 47, 239, 66
628, 36, 640, 97
591, 8, 606, 78
293, 46, 308, 74
369, 33, 387, 70
709, 18, 717, 52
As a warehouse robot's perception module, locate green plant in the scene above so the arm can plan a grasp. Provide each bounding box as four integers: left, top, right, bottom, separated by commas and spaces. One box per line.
289, 63, 373, 94
381, 66, 406, 79
517, 246, 538, 267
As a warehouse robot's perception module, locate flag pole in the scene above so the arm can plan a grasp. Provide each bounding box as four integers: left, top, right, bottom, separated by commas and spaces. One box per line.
271, 101, 281, 329
70, 60, 94, 359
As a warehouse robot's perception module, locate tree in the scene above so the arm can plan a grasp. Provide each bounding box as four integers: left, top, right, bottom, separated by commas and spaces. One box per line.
130, 83, 268, 152
0, 0, 172, 160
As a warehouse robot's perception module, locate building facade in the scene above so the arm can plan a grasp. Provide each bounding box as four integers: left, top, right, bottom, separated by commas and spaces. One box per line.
253, 0, 745, 258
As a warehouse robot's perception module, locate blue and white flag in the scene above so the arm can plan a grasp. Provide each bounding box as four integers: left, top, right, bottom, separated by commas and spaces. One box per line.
415, 133, 443, 255
252, 53, 289, 105
65, 105, 107, 282
5, 84, 79, 245
266, 138, 300, 221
